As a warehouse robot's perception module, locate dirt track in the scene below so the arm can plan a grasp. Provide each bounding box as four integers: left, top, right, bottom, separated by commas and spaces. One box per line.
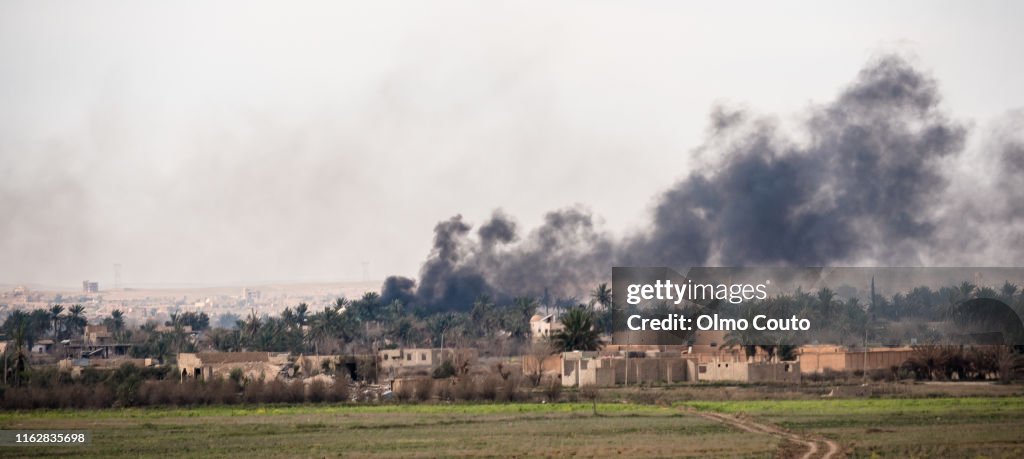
687, 408, 840, 459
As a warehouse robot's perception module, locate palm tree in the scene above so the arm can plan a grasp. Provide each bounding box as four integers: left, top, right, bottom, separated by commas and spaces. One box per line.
816, 288, 836, 318
976, 286, 999, 300
590, 283, 612, 310
295, 303, 309, 327
209, 328, 242, 352
470, 296, 497, 339
724, 305, 760, 360
551, 306, 602, 352
507, 297, 538, 341
8, 322, 30, 386
1000, 282, 1019, 302
334, 297, 349, 312
65, 305, 87, 338
306, 316, 330, 355
281, 307, 296, 327
108, 310, 126, 341
166, 311, 179, 327
241, 309, 262, 346
48, 304, 65, 339
959, 281, 977, 299
428, 312, 459, 348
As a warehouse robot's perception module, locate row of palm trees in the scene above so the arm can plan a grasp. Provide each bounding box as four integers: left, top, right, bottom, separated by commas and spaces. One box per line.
1, 304, 89, 349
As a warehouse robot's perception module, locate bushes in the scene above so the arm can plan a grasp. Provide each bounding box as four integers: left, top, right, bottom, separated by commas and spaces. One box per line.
432, 359, 456, 379
413, 378, 434, 402
327, 378, 350, 403
1, 364, 595, 409
477, 376, 500, 401
904, 345, 1012, 381
451, 376, 477, 401
434, 379, 453, 401
395, 381, 414, 402
307, 380, 327, 403
0, 384, 114, 410
243, 379, 266, 404
0, 374, 361, 409
134, 379, 238, 406
542, 376, 562, 402
498, 374, 526, 402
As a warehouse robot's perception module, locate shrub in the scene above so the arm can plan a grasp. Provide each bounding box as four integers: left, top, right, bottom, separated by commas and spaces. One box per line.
413, 378, 434, 402
170, 380, 200, 405
477, 375, 500, 401
433, 359, 456, 379
263, 380, 288, 403
579, 384, 599, 402
307, 380, 327, 403
452, 377, 476, 401
434, 378, 453, 401
327, 378, 350, 403
498, 374, 524, 402
395, 381, 413, 402
286, 380, 305, 403
212, 379, 240, 405
139, 380, 174, 406
229, 368, 245, 385
542, 376, 562, 402
243, 379, 266, 404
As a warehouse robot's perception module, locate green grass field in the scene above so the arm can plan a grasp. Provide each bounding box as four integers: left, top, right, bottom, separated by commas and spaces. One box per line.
682, 397, 1024, 458
1, 397, 1022, 458
0, 403, 776, 458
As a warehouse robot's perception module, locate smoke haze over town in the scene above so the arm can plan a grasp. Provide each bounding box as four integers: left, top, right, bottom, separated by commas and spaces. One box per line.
2, 2, 1023, 305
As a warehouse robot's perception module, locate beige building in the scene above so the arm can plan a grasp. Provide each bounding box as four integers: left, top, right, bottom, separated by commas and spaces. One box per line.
59, 357, 154, 377
560, 351, 692, 387
695, 359, 800, 383
798, 345, 914, 374
378, 348, 478, 380
295, 354, 343, 377
558, 336, 803, 386
85, 324, 113, 346
177, 352, 289, 382
530, 314, 563, 342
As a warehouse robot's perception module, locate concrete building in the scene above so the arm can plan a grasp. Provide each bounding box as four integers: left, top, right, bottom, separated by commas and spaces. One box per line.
557, 338, 802, 386
530, 314, 563, 343
31, 339, 55, 354
241, 288, 261, 302
82, 281, 99, 293
177, 352, 290, 382
798, 345, 914, 374
59, 357, 154, 377
695, 359, 801, 383
61, 325, 132, 359
85, 324, 113, 346
377, 348, 477, 380
685, 330, 762, 363
560, 351, 691, 387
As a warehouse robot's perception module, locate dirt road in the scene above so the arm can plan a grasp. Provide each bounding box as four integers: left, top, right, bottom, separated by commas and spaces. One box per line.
687, 408, 840, 459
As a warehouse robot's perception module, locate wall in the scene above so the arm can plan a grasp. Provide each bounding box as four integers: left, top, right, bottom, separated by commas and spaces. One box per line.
560, 353, 692, 387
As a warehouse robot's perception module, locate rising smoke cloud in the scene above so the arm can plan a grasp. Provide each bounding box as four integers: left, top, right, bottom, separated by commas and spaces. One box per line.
383, 55, 1024, 312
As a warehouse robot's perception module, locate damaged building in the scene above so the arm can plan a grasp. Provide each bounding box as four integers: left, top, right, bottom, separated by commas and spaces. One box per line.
177, 352, 290, 382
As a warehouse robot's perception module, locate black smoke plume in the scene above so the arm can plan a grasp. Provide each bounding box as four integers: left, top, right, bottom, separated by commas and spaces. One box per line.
382, 55, 1023, 312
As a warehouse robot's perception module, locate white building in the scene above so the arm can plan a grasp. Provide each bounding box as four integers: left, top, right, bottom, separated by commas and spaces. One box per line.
530, 314, 564, 343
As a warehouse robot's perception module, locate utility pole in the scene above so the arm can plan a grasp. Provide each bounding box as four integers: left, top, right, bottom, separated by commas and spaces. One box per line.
625, 330, 631, 386
863, 276, 874, 383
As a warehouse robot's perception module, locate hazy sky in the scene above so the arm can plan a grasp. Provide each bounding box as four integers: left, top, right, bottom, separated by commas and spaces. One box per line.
2, 1, 1023, 287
